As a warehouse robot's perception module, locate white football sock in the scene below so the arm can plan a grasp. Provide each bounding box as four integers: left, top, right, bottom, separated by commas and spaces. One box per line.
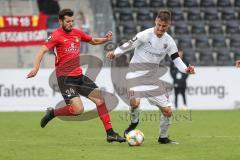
130, 107, 139, 123
160, 114, 171, 138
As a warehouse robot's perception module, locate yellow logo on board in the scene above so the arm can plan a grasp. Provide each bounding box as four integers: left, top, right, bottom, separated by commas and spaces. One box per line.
0, 16, 4, 28
32, 15, 39, 27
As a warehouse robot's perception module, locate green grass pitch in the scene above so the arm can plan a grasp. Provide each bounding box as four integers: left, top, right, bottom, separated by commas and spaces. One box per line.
0, 110, 240, 160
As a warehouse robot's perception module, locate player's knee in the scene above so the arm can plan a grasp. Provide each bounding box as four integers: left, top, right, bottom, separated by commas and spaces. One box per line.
93, 98, 105, 106
71, 105, 84, 115
130, 100, 140, 109
162, 110, 172, 117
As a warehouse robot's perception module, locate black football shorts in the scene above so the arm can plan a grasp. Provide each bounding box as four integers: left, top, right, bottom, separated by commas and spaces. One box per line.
57, 75, 98, 104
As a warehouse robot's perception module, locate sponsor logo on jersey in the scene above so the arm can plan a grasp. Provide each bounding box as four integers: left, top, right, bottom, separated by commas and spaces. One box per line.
65, 42, 79, 53
163, 44, 168, 49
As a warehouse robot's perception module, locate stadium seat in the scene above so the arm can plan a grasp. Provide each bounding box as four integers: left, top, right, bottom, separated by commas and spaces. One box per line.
116, 25, 122, 36
198, 48, 215, 66
133, 0, 148, 8
114, 0, 131, 8
171, 8, 185, 21
221, 8, 236, 21
217, 0, 232, 7
235, 0, 240, 7
11, 0, 37, 15
187, 8, 202, 21
139, 21, 154, 31
177, 35, 193, 48
183, 48, 197, 65
191, 21, 206, 36
212, 35, 227, 48
118, 9, 134, 22
215, 48, 233, 66
231, 48, 240, 60
149, 0, 165, 8
195, 35, 210, 48
183, 0, 199, 7
110, 0, 238, 67
208, 21, 224, 36
225, 20, 240, 35
116, 35, 130, 44
166, 0, 182, 8
203, 8, 219, 21
230, 35, 240, 48
122, 22, 138, 37
174, 22, 189, 35
0, 0, 10, 15
136, 9, 152, 21
200, 0, 215, 7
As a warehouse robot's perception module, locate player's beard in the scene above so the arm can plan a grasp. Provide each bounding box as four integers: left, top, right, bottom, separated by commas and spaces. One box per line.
62, 25, 72, 33
154, 28, 165, 37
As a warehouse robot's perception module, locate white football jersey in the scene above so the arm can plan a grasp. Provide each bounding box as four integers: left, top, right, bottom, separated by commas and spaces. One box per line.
130, 28, 178, 64
120, 28, 177, 105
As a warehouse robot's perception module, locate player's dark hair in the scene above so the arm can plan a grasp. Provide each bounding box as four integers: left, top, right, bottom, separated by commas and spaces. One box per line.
59, 9, 74, 20
157, 9, 171, 22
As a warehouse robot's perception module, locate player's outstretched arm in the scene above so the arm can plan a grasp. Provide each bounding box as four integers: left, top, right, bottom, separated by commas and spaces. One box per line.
26, 45, 49, 78
236, 60, 240, 68
171, 52, 195, 74
88, 31, 112, 45
106, 36, 142, 60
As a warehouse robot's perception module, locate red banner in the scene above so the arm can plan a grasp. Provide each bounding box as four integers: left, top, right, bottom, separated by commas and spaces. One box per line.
0, 14, 48, 47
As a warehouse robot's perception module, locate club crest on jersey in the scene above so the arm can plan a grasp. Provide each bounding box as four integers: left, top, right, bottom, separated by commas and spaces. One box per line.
163, 44, 168, 49
75, 37, 79, 43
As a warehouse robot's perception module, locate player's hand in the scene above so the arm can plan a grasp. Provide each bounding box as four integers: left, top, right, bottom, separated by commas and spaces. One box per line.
105, 31, 113, 41
236, 60, 240, 68
27, 67, 39, 78
106, 51, 115, 60
185, 64, 195, 74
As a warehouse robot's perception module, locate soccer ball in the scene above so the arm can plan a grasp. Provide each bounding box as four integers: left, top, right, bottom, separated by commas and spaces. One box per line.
126, 129, 144, 146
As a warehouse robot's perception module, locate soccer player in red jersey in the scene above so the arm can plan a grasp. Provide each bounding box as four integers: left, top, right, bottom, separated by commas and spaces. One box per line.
236, 60, 240, 68
27, 9, 125, 143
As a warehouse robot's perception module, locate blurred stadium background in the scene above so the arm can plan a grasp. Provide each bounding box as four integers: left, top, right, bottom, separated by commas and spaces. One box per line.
0, 0, 239, 110
0, 1, 240, 159
1, 0, 240, 68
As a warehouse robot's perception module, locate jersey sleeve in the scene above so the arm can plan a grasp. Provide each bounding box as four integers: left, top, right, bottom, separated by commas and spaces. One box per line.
135, 31, 147, 44
167, 37, 178, 57
114, 32, 145, 56
44, 33, 58, 50
78, 30, 92, 42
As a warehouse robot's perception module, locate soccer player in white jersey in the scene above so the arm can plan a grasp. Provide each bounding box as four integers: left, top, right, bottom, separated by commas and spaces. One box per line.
107, 9, 195, 144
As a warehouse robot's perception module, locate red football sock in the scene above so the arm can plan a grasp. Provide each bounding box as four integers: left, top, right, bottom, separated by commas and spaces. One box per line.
97, 103, 112, 131
54, 105, 78, 116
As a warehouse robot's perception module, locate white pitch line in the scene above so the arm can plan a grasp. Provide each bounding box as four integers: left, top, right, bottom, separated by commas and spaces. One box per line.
186, 136, 240, 138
